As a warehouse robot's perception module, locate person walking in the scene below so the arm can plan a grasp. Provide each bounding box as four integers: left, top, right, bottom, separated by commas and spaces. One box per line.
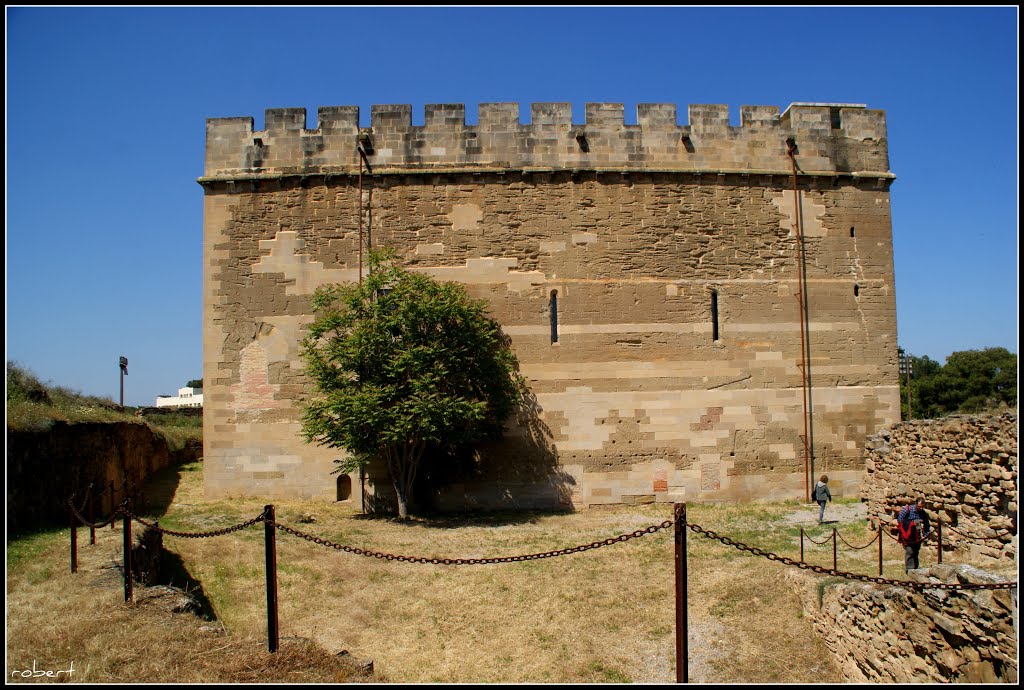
813, 475, 832, 524
896, 496, 931, 572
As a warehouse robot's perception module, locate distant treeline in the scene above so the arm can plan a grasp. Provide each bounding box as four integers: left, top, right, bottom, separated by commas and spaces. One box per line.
899, 347, 1017, 420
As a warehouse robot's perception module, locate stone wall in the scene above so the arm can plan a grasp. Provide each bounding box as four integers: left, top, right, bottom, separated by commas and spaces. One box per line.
200, 101, 899, 509
6, 421, 190, 533
791, 564, 1017, 683
860, 413, 1017, 561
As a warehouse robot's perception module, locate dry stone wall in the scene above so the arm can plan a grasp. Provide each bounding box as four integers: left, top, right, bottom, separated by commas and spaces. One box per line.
791, 564, 1017, 683
861, 413, 1017, 561
200, 102, 899, 510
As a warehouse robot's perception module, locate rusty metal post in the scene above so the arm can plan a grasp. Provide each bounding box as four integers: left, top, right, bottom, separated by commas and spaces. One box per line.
937, 519, 942, 564
264, 505, 280, 653
832, 528, 837, 571
674, 503, 688, 683
88, 484, 96, 545
878, 524, 884, 577
122, 500, 133, 603
110, 481, 117, 529
800, 527, 804, 562
69, 502, 78, 574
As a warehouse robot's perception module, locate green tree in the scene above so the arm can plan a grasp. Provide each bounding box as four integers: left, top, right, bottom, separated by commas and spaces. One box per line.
186, 379, 203, 389
902, 347, 1017, 419
300, 251, 527, 518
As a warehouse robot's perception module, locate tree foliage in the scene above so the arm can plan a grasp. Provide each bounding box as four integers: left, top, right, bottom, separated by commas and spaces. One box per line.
900, 347, 1017, 419
186, 378, 203, 389
300, 251, 527, 518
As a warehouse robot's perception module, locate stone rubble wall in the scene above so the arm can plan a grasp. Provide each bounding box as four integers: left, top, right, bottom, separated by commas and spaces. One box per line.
790, 564, 1017, 683
860, 413, 1017, 561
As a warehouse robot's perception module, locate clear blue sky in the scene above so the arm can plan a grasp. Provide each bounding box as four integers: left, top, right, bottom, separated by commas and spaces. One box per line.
6, 6, 1019, 407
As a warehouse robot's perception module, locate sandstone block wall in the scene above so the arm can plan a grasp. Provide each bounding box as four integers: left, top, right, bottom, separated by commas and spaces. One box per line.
200, 102, 899, 509
792, 564, 1017, 683
861, 413, 1017, 561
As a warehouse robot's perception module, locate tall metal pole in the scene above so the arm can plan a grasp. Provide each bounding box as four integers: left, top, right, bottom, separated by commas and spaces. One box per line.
119, 356, 128, 409
122, 499, 133, 603
88, 484, 96, 545
264, 505, 280, 653
69, 503, 78, 574
358, 150, 363, 284
674, 503, 688, 683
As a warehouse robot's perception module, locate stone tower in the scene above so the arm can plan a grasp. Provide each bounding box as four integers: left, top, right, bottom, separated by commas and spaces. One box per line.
199, 101, 898, 509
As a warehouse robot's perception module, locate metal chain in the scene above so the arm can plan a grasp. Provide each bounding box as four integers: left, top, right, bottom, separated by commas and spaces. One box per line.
803, 531, 835, 546
835, 530, 879, 550
686, 522, 1016, 591
78, 484, 94, 514
122, 507, 267, 539
271, 518, 675, 565
66, 496, 120, 529
76, 494, 1014, 592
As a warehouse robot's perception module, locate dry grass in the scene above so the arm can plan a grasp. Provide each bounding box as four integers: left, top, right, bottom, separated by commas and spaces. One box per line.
5, 515, 374, 683
8, 462, 1013, 683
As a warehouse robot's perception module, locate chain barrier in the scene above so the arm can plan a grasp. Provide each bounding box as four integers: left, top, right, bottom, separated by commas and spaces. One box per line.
686, 522, 1016, 591
71, 491, 1015, 593
835, 530, 878, 550
270, 518, 675, 565
803, 531, 835, 546
122, 507, 268, 539
66, 495, 120, 530
78, 485, 94, 515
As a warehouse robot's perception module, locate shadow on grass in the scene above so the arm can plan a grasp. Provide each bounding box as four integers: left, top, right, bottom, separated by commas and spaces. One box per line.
159, 548, 219, 621
349, 508, 564, 530
139, 462, 187, 518
133, 461, 218, 621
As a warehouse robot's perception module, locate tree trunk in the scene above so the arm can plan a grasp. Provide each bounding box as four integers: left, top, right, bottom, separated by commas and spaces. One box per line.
394, 484, 410, 519
387, 441, 422, 520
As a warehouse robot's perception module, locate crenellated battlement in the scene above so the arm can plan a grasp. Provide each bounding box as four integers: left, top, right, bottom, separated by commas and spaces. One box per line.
202, 102, 891, 181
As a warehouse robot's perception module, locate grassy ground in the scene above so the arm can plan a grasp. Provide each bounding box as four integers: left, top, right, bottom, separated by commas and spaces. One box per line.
6, 362, 201, 452
17, 461, 1013, 684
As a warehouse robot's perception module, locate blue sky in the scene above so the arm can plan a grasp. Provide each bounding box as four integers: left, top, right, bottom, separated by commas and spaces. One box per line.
6, 6, 1019, 407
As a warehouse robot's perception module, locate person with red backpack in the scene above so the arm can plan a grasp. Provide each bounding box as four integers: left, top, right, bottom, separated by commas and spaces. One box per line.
896, 496, 931, 572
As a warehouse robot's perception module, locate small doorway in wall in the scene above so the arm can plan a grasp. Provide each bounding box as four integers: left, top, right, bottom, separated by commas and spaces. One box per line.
337, 474, 352, 501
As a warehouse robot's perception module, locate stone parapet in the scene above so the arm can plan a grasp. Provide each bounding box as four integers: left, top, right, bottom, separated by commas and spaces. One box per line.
202, 102, 891, 180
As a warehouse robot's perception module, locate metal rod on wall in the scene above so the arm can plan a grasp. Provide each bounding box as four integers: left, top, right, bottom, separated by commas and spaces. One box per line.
787, 139, 813, 502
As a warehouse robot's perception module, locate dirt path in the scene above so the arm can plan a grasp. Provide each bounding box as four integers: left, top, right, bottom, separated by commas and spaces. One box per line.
781, 499, 869, 528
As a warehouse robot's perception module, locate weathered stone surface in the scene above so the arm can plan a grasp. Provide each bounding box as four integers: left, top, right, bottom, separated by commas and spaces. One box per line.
861, 413, 1017, 562
790, 564, 1017, 683
200, 102, 899, 509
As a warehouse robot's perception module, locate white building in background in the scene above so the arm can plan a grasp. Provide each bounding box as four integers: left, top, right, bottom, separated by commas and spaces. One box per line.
155, 386, 204, 408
